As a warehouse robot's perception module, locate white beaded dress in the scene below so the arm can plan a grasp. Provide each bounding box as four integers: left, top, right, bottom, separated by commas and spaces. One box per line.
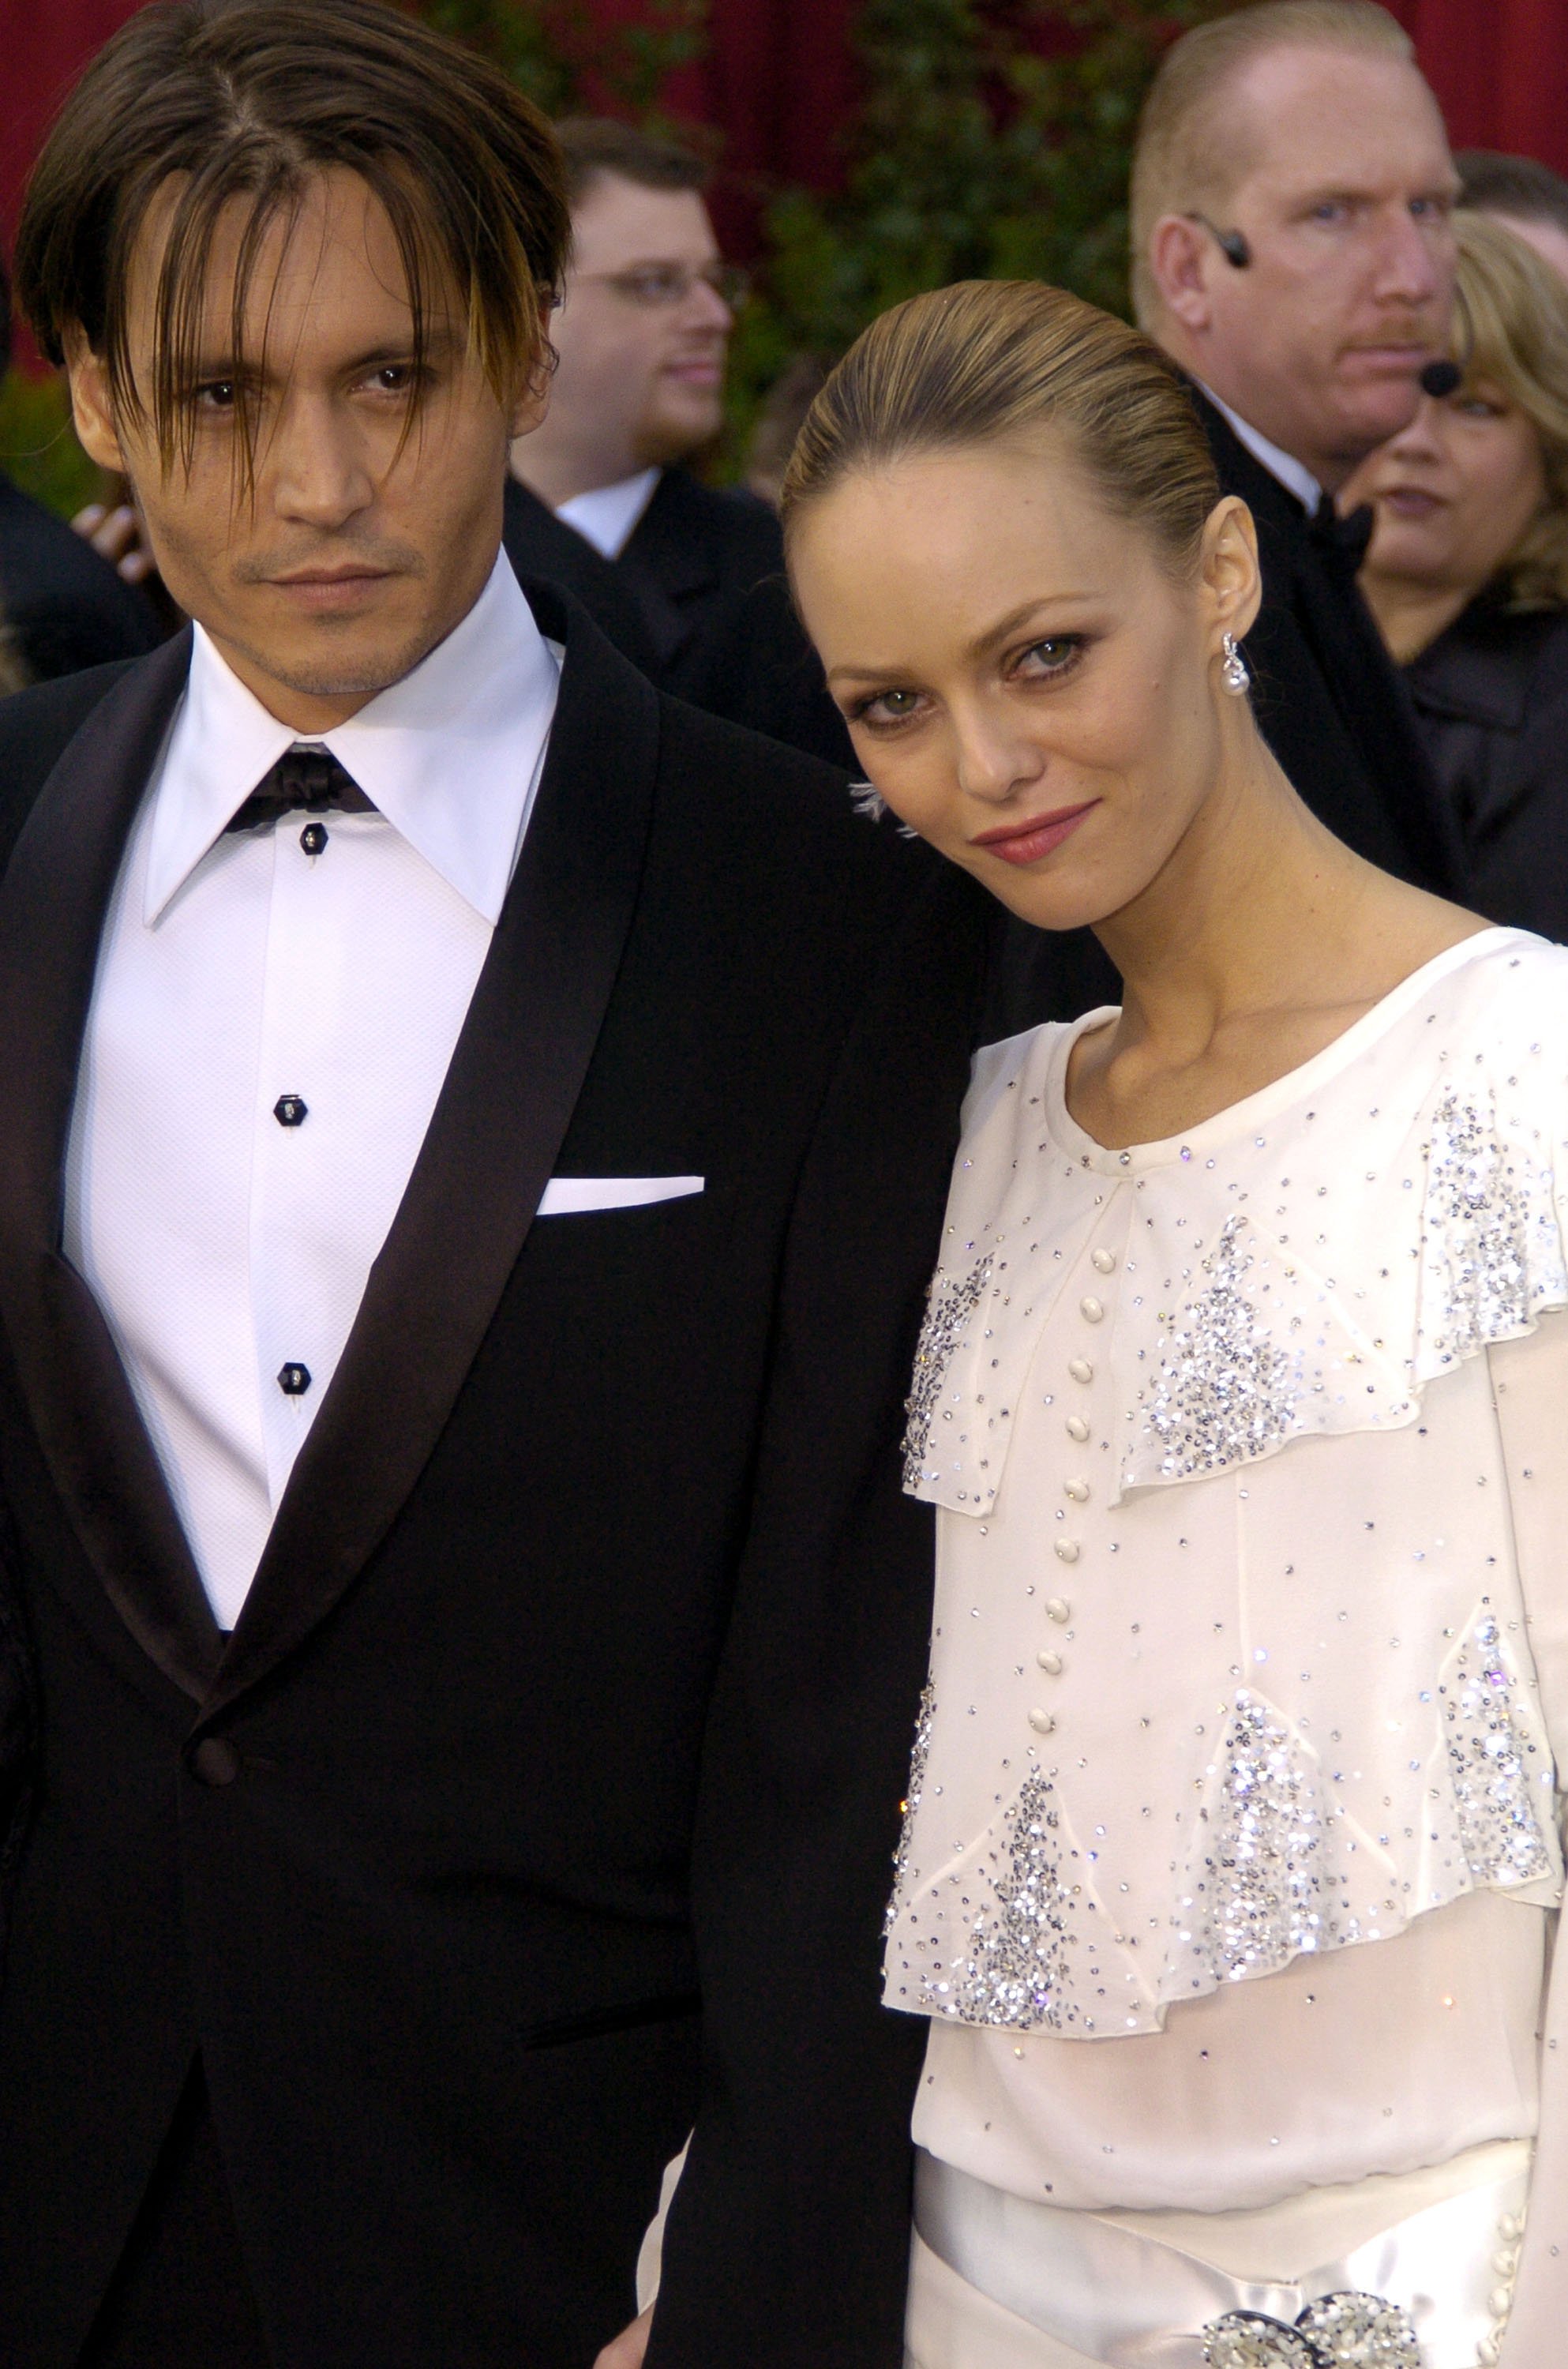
888, 928, 1568, 2369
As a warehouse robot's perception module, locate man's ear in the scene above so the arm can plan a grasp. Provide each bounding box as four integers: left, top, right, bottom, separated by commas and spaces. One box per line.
63, 328, 130, 474
1149, 215, 1216, 337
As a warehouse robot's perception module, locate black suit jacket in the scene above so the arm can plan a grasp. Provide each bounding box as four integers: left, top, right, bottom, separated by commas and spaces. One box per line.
0, 588, 992, 2368
609, 465, 784, 700
1192, 389, 1462, 894
501, 476, 660, 677
0, 474, 165, 685
1404, 595, 1568, 940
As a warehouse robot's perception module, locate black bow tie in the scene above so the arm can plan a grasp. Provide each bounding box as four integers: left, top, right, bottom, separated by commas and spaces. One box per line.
1308, 499, 1376, 572
225, 746, 375, 834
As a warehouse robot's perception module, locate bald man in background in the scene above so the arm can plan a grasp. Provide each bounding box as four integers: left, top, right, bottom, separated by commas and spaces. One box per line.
1132, 0, 1463, 894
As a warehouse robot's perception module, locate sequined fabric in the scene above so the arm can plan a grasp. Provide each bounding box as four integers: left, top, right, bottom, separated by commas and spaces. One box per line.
1442, 1613, 1555, 1889
1181, 1691, 1352, 1987
887, 1684, 936, 1932
902, 1256, 993, 1490
1420, 1087, 1566, 1372
917, 1774, 1090, 2031
1204, 2292, 1421, 2367
1144, 1218, 1302, 1482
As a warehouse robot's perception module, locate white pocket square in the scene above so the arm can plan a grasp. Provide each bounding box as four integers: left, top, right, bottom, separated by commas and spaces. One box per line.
537, 1175, 705, 1215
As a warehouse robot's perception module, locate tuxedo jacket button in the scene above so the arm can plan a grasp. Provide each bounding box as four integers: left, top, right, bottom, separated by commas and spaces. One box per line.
189, 1736, 242, 1786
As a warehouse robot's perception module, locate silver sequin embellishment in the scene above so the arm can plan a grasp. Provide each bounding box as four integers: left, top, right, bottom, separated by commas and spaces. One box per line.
1423, 1087, 1562, 1368
1185, 1691, 1349, 1984
887, 1683, 936, 1930
1205, 2292, 1420, 2368
1443, 1614, 1554, 1887
921, 1774, 1086, 2029
903, 1256, 993, 1486
1143, 1218, 1299, 1481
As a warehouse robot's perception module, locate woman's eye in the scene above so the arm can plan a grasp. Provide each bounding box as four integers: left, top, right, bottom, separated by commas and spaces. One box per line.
1017, 635, 1084, 677
857, 687, 924, 726
195, 381, 237, 412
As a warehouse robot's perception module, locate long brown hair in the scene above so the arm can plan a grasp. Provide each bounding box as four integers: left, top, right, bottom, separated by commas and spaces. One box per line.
14, 0, 571, 480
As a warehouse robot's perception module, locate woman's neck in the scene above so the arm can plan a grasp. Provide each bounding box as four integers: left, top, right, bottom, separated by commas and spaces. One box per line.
1067, 739, 1479, 1149
1358, 565, 1472, 666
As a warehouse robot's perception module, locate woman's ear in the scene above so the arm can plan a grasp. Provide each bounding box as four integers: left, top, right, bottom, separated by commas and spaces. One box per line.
63, 329, 129, 475
1202, 494, 1263, 648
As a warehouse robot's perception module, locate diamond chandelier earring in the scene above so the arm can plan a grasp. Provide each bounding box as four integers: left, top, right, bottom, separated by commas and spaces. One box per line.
1220, 633, 1251, 696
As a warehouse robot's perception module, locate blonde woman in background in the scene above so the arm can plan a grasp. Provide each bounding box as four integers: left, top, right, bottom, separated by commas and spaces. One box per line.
1344, 213, 1568, 939
784, 277, 1568, 2369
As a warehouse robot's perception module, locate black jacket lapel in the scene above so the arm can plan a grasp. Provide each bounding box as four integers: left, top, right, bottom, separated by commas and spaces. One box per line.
0, 629, 223, 1703
204, 590, 660, 1719
616, 472, 718, 670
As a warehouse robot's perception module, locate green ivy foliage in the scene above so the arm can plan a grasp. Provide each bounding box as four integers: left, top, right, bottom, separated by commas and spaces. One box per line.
726, 0, 1240, 453
418, 0, 705, 119
0, 372, 106, 520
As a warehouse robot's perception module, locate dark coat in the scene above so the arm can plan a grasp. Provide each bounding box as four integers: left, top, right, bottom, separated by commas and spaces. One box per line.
0, 588, 992, 2369
1404, 595, 1568, 942
501, 476, 659, 677
0, 475, 164, 686
1191, 389, 1464, 895
572, 464, 785, 700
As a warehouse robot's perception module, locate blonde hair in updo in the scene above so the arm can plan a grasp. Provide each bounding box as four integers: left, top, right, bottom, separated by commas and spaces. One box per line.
780, 280, 1220, 580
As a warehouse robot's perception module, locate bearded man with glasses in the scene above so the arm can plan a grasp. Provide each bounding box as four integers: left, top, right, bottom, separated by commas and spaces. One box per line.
505, 118, 781, 703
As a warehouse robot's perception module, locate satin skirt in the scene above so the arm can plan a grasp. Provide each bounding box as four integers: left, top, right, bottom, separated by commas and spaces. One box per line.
906, 2228, 1101, 2369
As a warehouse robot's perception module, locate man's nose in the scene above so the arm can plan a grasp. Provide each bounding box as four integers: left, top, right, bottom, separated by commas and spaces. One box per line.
268, 396, 377, 526
685, 272, 733, 334
1372, 206, 1447, 306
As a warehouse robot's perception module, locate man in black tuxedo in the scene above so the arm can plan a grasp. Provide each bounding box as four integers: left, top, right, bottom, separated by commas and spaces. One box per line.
0, 7, 988, 2365
506, 118, 782, 701
1129, 0, 1464, 896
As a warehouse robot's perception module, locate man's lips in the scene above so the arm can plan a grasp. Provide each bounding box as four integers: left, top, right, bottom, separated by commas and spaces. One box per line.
267, 566, 396, 608
970, 801, 1098, 866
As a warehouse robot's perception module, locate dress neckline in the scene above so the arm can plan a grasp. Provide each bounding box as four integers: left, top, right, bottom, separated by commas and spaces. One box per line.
1043, 925, 1530, 1177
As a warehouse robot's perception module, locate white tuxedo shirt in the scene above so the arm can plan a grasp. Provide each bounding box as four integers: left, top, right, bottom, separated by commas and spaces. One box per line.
65, 555, 560, 1627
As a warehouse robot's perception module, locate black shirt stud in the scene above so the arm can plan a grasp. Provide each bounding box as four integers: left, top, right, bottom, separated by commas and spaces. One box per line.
300, 822, 328, 856
278, 1363, 312, 1397
274, 1095, 308, 1128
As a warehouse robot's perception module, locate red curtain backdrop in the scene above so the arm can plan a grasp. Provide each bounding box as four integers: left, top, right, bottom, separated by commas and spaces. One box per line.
5, 0, 1568, 306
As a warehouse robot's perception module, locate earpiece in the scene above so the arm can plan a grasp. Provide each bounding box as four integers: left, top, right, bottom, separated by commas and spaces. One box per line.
1419, 359, 1462, 400
1417, 286, 1474, 404
1184, 212, 1251, 269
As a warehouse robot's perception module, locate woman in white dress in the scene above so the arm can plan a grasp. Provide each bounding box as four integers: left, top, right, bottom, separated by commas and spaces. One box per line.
784, 280, 1568, 2369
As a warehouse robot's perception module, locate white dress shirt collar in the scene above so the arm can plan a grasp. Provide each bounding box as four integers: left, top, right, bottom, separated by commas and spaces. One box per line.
145, 552, 561, 928
1199, 384, 1324, 518
555, 466, 662, 561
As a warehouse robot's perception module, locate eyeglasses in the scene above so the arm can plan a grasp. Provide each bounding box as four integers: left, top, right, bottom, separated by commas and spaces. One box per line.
576, 263, 751, 310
